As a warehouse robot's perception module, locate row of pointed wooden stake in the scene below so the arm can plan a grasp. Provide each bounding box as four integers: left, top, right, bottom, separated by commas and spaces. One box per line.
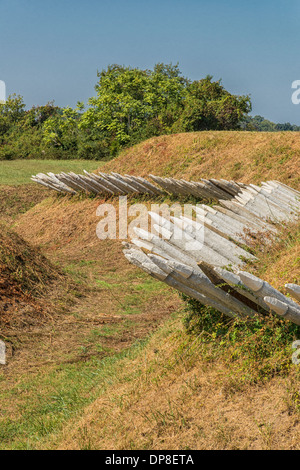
31, 170, 300, 220
31, 171, 163, 196
122, 181, 300, 326
31, 171, 247, 200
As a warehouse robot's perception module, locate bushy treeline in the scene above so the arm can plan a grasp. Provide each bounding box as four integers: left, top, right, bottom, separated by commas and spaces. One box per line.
0, 63, 253, 160
242, 114, 300, 132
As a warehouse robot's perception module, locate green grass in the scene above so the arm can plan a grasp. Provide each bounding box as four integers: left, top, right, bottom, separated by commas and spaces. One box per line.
0, 303, 183, 450
0, 339, 149, 449
0, 271, 174, 448
0, 160, 104, 185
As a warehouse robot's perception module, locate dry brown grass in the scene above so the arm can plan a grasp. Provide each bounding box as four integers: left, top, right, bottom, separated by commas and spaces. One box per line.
48, 316, 300, 451
247, 221, 300, 290
101, 131, 300, 189
14, 195, 109, 261
0, 224, 67, 329
0, 184, 50, 225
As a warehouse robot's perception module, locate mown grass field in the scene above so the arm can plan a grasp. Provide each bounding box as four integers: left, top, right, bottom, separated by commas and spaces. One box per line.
0, 131, 299, 449
0, 159, 104, 185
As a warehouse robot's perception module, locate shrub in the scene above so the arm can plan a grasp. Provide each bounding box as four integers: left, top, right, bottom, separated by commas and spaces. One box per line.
181, 293, 300, 385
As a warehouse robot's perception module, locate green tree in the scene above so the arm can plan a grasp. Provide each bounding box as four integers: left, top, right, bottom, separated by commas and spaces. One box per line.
79, 63, 187, 152
42, 105, 80, 150
174, 76, 251, 132
241, 115, 300, 132
0, 97, 63, 160
0, 94, 26, 136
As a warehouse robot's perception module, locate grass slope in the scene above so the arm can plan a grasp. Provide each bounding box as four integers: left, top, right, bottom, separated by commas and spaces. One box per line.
50, 315, 300, 450
101, 131, 300, 188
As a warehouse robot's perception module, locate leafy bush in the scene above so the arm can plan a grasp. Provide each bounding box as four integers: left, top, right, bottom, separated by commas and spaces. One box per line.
173, 76, 251, 132
0, 96, 62, 160
181, 293, 300, 385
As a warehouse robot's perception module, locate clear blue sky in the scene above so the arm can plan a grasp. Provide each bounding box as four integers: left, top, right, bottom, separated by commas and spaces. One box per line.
1, 0, 300, 124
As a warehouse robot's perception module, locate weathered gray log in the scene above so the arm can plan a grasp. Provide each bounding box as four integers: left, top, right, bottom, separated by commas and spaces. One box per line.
148, 212, 243, 267
233, 190, 297, 222
259, 183, 300, 209
111, 172, 143, 193
213, 205, 277, 234
213, 267, 271, 311
131, 236, 198, 264
56, 173, 87, 193
238, 271, 300, 311
172, 215, 256, 265
130, 237, 172, 259
56, 173, 83, 193
134, 176, 163, 194
133, 227, 200, 269
191, 181, 221, 199
33, 173, 76, 194
98, 173, 128, 193
178, 182, 203, 198
209, 178, 241, 197
123, 247, 168, 281
269, 180, 300, 198
70, 173, 99, 194
264, 297, 300, 326
0, 341, 6, 365
200, 179, 233, 200
148, 175, 173, 193
125, 248, 241, 319
101, 173, 138, 194
219, 200, 278, 229
214, 196, 291, 229
285, 284, 300, 303
123, 175, 156, 195
91, 172, 126, 194
246, 184, 300, 213
80, 174, 109, 194
31, 176, 64, 193
47, 172, 72, 190
82, 171, 114, 195
169, 179, 192, 196
193, 207, 248, 244
193, 205, 250, 244
148, 175, 239, 200
150, 255, 258, 318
